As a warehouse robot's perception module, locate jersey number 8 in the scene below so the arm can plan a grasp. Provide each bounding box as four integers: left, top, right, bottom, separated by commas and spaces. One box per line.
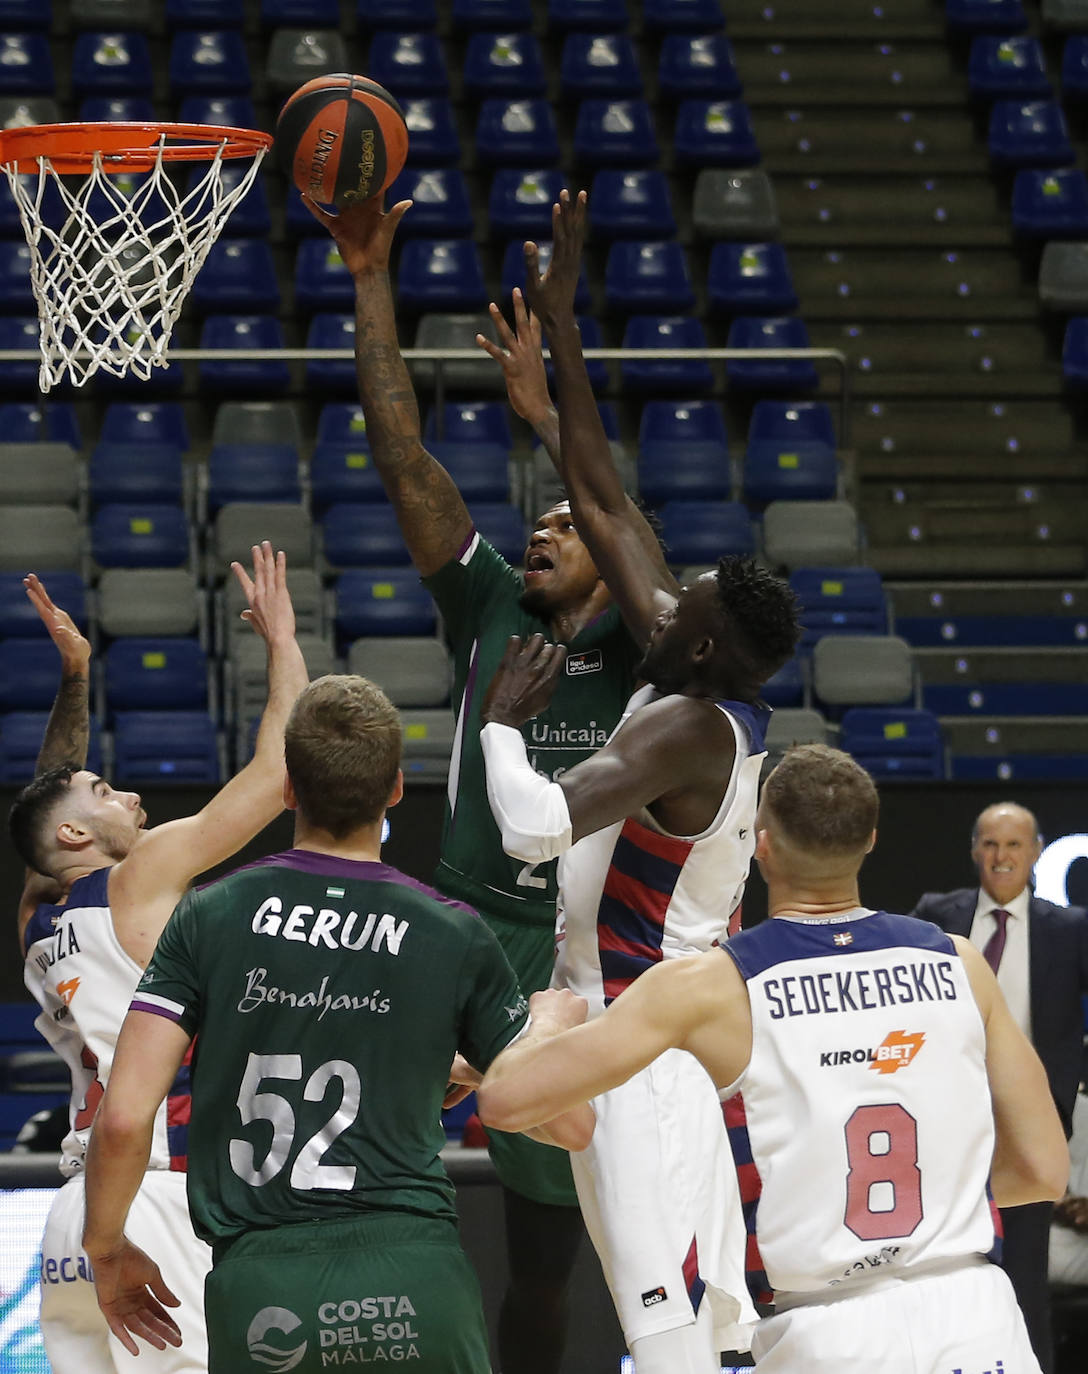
843, 1102, 923, 1242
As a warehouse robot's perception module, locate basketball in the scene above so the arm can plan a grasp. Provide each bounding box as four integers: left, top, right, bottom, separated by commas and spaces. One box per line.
274, 73, 409, 209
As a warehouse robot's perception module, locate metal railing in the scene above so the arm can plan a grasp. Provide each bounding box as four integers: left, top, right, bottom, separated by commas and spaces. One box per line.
0, 346, 853, 447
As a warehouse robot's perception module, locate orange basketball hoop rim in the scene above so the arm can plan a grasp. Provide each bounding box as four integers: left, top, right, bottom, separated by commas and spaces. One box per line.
0, 121, 272, 174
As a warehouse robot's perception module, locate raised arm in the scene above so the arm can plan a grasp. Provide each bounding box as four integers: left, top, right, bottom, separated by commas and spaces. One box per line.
17, 575, 92, 938
108, 544, 309, 944
477, 286, 675, 587
522, 192, 677, 644
305, 195, 472, 577
955, 936, 1069, 1206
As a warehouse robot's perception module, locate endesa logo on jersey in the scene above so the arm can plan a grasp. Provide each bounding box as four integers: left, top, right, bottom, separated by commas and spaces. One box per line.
819, 1029, 926, 1072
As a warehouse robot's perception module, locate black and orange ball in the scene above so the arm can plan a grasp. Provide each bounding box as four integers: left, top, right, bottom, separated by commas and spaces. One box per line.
274, 73, 409, 209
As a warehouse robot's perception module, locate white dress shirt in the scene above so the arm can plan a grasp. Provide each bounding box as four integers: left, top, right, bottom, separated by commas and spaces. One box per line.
969, 886, 1032, 1038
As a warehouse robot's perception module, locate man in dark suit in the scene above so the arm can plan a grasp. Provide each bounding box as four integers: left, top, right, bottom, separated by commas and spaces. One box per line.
913, 800, 1088, 1374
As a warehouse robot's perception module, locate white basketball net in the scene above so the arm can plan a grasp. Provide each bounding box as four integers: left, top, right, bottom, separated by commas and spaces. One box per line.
0, 136, 268, 391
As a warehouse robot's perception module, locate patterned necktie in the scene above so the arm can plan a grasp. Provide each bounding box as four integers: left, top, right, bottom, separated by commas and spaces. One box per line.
983, 908, 1009, 974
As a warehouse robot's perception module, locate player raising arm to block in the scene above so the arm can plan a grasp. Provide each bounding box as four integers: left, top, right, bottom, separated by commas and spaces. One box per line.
479, 744, 1069, 1374
11, 546, 308, 1374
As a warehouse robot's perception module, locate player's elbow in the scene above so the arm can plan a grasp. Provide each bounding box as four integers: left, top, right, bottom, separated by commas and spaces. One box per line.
476, 1081, 530, 1135
550, 1103, 595, 1152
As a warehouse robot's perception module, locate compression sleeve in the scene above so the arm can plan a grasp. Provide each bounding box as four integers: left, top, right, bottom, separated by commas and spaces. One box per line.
481, 722, 574, 863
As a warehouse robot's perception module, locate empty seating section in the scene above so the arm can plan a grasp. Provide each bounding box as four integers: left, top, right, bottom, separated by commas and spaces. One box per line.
0, 6, 1078, 786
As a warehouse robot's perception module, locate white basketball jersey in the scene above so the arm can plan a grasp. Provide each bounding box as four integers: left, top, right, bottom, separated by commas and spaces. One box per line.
554, 686, 769, 1017
723, 910, 999, 1301
23, 866, 191, 1177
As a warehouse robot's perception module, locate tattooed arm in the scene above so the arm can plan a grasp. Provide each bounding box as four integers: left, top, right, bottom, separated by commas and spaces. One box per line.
305, 196, 473, 577
17, 574, 93, 942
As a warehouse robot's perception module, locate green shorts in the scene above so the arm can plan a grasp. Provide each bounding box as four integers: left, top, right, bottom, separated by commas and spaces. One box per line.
205, 1213, 491, 1374
480, 910, 579, 1210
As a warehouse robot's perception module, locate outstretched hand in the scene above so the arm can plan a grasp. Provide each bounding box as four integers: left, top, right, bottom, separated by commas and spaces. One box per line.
302, 194, 413, 276
231, 541, 296, 646
92, 1238, 182, 1356
522, 189, 588, 331
475, 288, 552, 426
24, 573, 90, 672
482, 633, 568, 728
444, 1052, 482, 1110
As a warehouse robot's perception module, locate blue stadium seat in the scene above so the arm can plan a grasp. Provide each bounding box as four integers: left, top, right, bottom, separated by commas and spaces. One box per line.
637, 400, 730, 505
948, 754, 1088, 781
397, 239, 488, 312
643, 0, 725, 31
186, 158, 270, 237
658, 34, 741, 100
0, 402, 80, 447
573, 99, 659, 168
543, 314, 610, 392
988, 99, 1074, 167
305, 314, 358, 395
0, 241, 36, 311
92, 504, 191, 568
708, 242, 798, 316
502, 239, 592, 310
89, 443, 185, 507
726, 316, 819, 392
169, 30, 251, 95
177, 94, 258, 127
488, 168, 565, 239
79, 95, 156, 122
924, 682, 1088, 714
102, 403, 190, 449
360, 0, 439, 26
261, 0, 339, 22
0, 572, 86, 639
1061, 36, 1088, 103
198, 315, 291, 396
590, 170, 677, 240
604, 240, 696, 313
0, 173, 61, 237
0, 639, 69, 709
402, 98, 461, 165
335, 567, 437, 638
317, 402, 369, 442
205, 444, 302, 513
476, 99, 560, 166
385, 167, 474, 237
560, 33, 643, 99
104, 638, 209, 713
659, 500, 755, 564
368, 32, 449, 96
762, 651, 806, 708
293, 238, 355, 312
191, 239, 280, 314
1061, 315, 1088, 387
468, 501, 526, 562
451, 0, 531, 28
744, 403, 837, 504
167, 0, 246, 26
674, 100, 760, 168
620, 315, 714, 394
0, 317, 38, 392
323, 502, 413, 566
968, 35, 1051, 99
0, 0, 51, 27
840, 707, 943, 779
0, 35, 53, 94
946, 0, 1027, 34
425, 401, 513, 448
790, 568, 888, 647
113, 711, 220, 783
310, 441, 385, 510
548, 0, 629, 29
0, 711, 103, 783
428, 441, 510, 501
1011, 167, 1088, 237
464, 31, 546, 97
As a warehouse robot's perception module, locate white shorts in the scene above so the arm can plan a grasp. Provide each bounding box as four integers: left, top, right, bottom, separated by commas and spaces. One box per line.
570, 1046, 757, 1350
40, 1169, 212, 1374
752, 1258, 1040, 1373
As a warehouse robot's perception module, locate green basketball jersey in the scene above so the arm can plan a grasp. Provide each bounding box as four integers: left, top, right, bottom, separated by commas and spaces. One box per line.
424, 535, 641, 927
132, 849, 528, 1247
